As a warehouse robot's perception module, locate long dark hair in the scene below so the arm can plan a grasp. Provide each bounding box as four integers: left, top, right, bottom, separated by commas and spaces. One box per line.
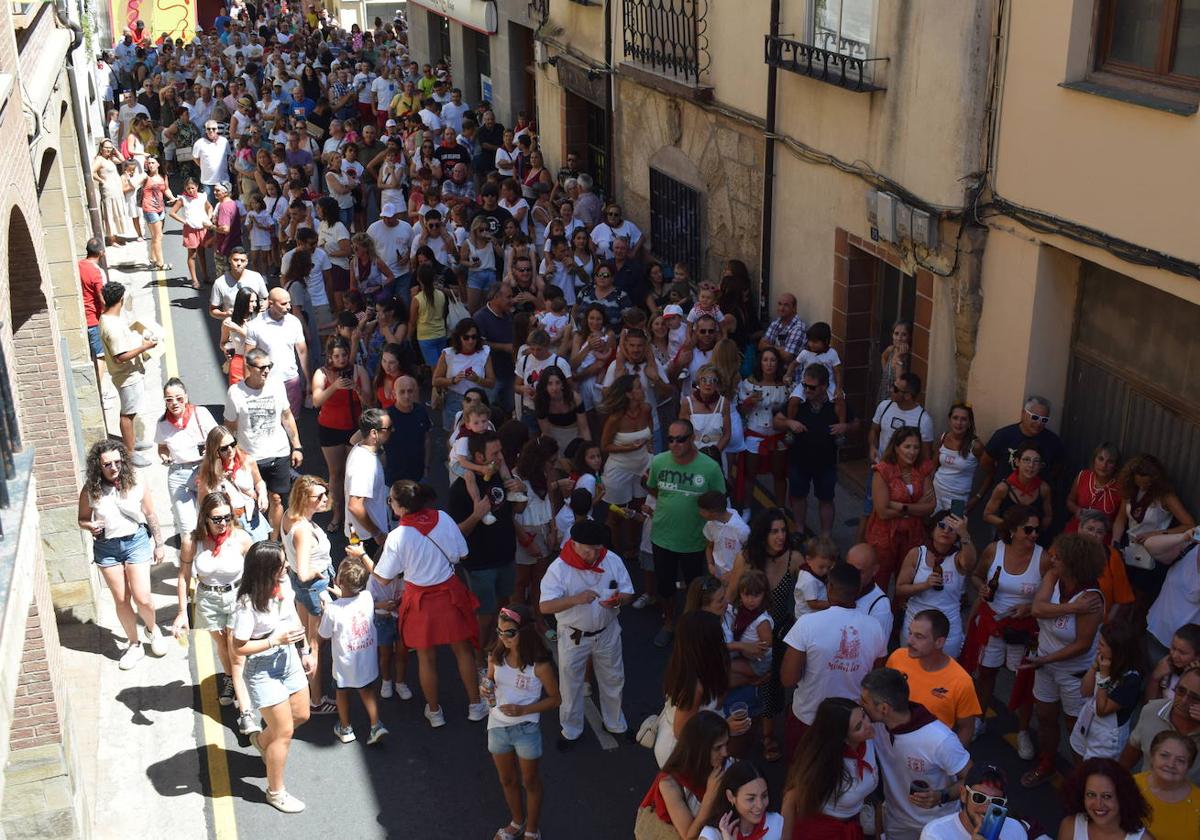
705, 761, 767, 829
489, 603, 552, 670
947, 402, 976, 457
1060, 758, 1151, 833
85, 439, 136, 499
661, 710, 729, 792
191, 491, 237, 546
663, 611, 730, 710
533, 366, 576, 418
231, 287, 257, 327
415, 262, 440, 310
515, 437, 556, 499
745, 508, 790, 572
236, 541, 287, 614
316, 195, 340, 225
450, 317, 480, 353
1099, 621, 1144, 685
785, 697, 861, 819
282, 248, 312, 289
372, 342, 408, 394
751, 346, 784, 384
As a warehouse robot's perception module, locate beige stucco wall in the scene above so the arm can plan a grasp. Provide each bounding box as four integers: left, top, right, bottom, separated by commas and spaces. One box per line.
705, 1, 770, 119
993, 0, 1200, 265
535, 68, 566, 170
553, 0, 607, 65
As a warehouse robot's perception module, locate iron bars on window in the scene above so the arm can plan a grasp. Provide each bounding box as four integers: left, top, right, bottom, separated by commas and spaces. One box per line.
764, 34, 887, 93
623, 0, 709, 84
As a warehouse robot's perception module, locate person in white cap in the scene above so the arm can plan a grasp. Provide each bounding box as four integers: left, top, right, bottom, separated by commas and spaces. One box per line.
366, 202, 413, 301
539, 519, 634, 750
662, 304, 689, 359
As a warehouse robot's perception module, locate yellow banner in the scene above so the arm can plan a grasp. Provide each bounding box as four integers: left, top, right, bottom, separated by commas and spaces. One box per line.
110, 0, 196, 47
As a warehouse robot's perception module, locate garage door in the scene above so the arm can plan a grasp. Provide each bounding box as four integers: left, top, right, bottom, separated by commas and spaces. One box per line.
1062, 264, 1200, 509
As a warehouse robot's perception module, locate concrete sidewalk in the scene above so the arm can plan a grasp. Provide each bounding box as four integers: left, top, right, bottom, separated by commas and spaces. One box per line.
56, 238, 210, 840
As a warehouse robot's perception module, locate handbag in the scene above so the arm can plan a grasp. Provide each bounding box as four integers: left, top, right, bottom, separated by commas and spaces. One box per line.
445, 288, 471, 331
636, 713, 660, 749
1121, 541, 1155, 570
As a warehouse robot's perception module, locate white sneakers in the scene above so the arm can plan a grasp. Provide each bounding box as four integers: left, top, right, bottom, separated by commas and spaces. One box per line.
266, 789, 305, 813
424, 704, 446, 728
118, 643, 145, 670
395, 682, 413, 700
118, 624, 170, 670
380, 680, 394, 699
467, 701, 490, 722
1017, 729, 1035, 761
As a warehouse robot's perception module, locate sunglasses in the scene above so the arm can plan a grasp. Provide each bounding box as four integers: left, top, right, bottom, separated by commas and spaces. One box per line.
1021, 524, 1040, 535
250, 363, 274, 371
966, 789, 1007, 808
164, 395, 187, 403
667, 434, 691, 444
311, 489, 328, 500
218, 442, 237, 452
208, 514, 233, 525
936, 521, 956, 532
497, 627, 519, 638
1025, 409, 1050, 424
697, 329, 717, 335
801, 382, 819, 391
101, 459, 123, 469
596, 272, 612, 278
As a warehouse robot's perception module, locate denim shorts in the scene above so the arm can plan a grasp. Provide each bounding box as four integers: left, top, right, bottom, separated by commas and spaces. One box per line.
487, 719, 543, 759
419, 337, 448, 367
93, 527, 153, 567
289, 566, 333, 617
244, 644, 306, 710
87, 325, 105, 359
143, 210, 166, 224
468, 268, 497, 291
467, 564, 516, 615
374, 612, 398, 647
194, 584, 238, 631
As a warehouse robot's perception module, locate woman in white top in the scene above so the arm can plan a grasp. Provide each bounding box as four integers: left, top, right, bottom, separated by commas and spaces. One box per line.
1147, 539, 1200, 651
197, 426, 270, 541
568, 303, 616, 416
484, 604, 561, 840
323, 150, 357, 223
781, 697, 878, 839
600, 375, 653, 556
680, 364, 731, 461
316, 195, 353, 311
932, 403, 984, 512
896, 511, 976, 658
1057, 758, 1152, 840
460, 214, 501, 297
372, 481, 488, 728
279, 475, 338, 715
735, 347, 790, 513
699, 761, 784, 840
78, 440, 168, 670
173, 492, 256, 733
154, 377, 217, 560
231, 541, 313, 814
500, 177, 530, 236
432, 317, 496, 432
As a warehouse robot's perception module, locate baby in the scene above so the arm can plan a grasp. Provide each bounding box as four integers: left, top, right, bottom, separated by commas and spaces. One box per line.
449, 403, 513, 525
793, 536, 837, 618
724, 570, 774, 687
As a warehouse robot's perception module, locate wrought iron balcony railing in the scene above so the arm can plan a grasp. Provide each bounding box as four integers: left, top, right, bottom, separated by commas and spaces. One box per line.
623, 0, 709, 85
764, 34, 887, 93
528, 0, 550, 26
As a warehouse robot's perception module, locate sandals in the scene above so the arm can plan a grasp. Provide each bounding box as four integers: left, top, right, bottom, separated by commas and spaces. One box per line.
1020, 761, 1054, 788
494, 822, 523, 840
761, 735, 782, 763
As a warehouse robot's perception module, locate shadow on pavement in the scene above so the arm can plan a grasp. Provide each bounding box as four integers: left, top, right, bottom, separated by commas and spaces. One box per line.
114, 680, 195, 726
145, 744, 265, 803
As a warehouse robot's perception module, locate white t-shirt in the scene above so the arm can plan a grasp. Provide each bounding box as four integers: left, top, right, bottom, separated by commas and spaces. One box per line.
366, 219, 414, 278
857, 585, 894, 642
920, 813, 1027, 840
154, 406, 217, 466
247, 312, 306, 381
318, 591, 380, 689
823, 741, 880, 819
281, 246, 332, 309
872, 399, 935, 457
874, 713, 972, 836
375, 510, 467, 587
515, 350, 571, 411
192, 135, 231, 185
344, 445, 389, 540
371, 76, 397, 109
540, 549, 634, 632
210, 270, 268, 314
794, 347, 843, 400
702, 511, 750, 578
224, 378, 291, 460
793, 568, 827, 619
441, 101, 470, 133
783, 605, 886, 724
698, 814, 784, 840
591, 220, 643, 260
232, 575, 300, 641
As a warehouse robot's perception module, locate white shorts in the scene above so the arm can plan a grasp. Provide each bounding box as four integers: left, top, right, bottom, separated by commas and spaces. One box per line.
116, 379, 143, 416
1033, 664, 1086, 718
979, 634, 1026, 671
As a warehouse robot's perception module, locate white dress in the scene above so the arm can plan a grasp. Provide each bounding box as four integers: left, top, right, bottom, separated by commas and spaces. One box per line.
601, 426, 652, 505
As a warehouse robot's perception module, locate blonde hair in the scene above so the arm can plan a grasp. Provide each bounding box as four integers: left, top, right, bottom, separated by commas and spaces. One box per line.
286, 475, 329, 518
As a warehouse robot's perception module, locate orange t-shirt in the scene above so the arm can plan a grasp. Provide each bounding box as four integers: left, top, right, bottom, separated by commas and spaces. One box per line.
1099, 546, 1135, 608
887, 649, 982, 729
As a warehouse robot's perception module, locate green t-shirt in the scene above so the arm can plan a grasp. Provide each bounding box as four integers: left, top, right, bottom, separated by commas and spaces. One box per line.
647, 451, 726, 553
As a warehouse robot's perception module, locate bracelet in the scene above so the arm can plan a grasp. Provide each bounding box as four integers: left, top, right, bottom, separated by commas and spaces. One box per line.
291, 445, 302, 452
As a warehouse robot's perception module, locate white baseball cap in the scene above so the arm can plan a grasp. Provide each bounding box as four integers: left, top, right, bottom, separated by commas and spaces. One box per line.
663, 304, 684, 317
380, 203, 400, 218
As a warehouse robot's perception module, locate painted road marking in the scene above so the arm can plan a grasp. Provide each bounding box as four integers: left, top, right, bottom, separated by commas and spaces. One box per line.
156, 272, 238, 840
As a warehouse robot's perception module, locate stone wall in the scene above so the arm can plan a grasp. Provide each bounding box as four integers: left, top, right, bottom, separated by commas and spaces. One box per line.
614, 77, 764, 286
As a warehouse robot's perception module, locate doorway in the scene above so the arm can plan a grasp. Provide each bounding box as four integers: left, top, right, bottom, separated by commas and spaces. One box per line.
564, 91, 610, 199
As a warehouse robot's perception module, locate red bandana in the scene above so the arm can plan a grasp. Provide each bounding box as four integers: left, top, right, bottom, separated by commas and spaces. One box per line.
221, 450, 244, 479
208, 526, 231, 554
560, 540, 606, 574
165, 403, 195, 430
844, 741, 873, 780
1006, 470, 1042, 498
401, 509, 439, 536
730, 604, 764, 643
732, 817, 769, 840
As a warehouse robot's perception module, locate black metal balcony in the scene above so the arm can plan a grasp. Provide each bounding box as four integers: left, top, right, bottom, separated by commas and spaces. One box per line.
623, 0, 709, 85
528, 0, 550, 25
764, 34, 886, 93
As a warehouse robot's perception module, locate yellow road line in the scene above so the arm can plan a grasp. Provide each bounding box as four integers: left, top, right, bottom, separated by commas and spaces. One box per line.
156, 272, 238, 840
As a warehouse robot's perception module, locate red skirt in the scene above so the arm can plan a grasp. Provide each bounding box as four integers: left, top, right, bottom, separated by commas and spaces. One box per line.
793, 814, 864, 840
399, 575, 480, 650
228, 354, 245, 385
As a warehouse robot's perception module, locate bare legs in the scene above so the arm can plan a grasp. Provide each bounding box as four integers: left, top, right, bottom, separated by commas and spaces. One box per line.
99, 561, 159, 646
416, 641, 482, 714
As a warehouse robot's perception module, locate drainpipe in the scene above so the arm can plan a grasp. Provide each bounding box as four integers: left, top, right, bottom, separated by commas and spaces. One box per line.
604, 0, 614, 200
52, 0, 105, 243
758, 0, 781, 321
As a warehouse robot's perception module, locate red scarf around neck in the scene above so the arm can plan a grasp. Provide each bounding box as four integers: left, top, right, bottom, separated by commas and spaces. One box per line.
165, 403, 195, 430
731, 604, 764, 642
208, 525, 232, 554
844, 741, 873, 780
401, 509, 439, 536
560, 540, 606, 574
221, 451, 244, 479
730, 816, 769, 840
1006, 470, 1042, 497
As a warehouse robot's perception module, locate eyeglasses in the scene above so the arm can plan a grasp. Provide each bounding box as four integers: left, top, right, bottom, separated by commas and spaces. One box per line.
1021, 524, 1040, 535
667, 434, 691, 444
1173, 684, 1200, 703
801, 382, 819, 391
1025, 409, 1050, 424
496, 627, 519, 638
966, 788, 1007, 808
378, 425, 393, 433
596, 272, 612, 279
208, 514, 233, 525
249, 363, 274, 371
606, 212, 621, 218
101, 459, 123, 469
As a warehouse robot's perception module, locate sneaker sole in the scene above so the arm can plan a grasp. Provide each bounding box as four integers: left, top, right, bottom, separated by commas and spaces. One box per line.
367, 729, 388, 745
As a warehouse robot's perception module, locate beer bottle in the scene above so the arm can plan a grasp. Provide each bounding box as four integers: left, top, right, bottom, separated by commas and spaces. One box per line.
984, 565, 1002, 602
348, 525, 361, 547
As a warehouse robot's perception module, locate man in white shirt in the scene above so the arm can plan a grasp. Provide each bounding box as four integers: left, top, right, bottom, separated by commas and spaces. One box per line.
847, 543, 894, 641
208, 248, 268, 320
224, 348, 303, 530
590, 203, 644, 261
781, 562, 887, 759
247, 288, 309, 419
919, 763, 1025, 840
417, 99, 443, 132
861, 667, 973, 840
192, 119, 231, 203
514, 330, 571, 419
281, 228, 334, 366
345, 409, 391, 555
440, 88, 470, 134
869, 371, 935, 462
366, 203, 413, 300
190, 82, 217, 128
117, 90, 150, 140
539, 519, 635, 750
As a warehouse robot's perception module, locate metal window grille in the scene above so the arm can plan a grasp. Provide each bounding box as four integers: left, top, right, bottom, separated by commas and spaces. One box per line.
649, 168, 702, 280
622, 0, 709, 84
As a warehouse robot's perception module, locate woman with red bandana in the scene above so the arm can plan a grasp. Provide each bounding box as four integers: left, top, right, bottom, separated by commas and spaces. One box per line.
699, 760, 784, 840
982, 441, 1054, 538
372, 480, 487, 728
197, 426, 271, 542
155, 377, 217, 560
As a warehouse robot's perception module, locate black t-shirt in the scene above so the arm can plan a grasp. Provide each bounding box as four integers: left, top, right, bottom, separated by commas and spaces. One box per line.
383, 404, 432, 484
470, 205, 514, 240
358, 140, 387, 183
475, 123, 505, 170
448, 475, 515, 570
790, 397, 849, 471
984, 423, 1066, 475
434, 143, 470, 172
474, 305, 515, 377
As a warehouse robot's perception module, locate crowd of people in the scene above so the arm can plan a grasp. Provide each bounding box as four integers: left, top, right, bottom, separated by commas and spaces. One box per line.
76, 3, 1200, 837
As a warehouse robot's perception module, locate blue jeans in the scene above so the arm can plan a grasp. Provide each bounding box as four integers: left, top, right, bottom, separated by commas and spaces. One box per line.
419, 336, 448, 367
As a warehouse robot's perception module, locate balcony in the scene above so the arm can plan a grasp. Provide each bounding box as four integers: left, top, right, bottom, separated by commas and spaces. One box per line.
622, 0, 710, 95
764, 34, 887, 93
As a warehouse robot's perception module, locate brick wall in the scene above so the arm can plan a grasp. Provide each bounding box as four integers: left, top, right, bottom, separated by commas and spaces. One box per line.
8, 606, 63, 751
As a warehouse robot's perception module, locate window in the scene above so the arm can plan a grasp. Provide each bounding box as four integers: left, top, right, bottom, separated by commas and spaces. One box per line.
1096, 0, 1200, 89
649, 168, 702, 281
811, 0, 874, 61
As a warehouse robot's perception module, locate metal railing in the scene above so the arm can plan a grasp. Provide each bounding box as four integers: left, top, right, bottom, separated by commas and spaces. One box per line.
649, 167, 702, 281
764, 34, 887, 92
623, 0, 709, 84
528, 0, 550, 26
0, 326, 23, 521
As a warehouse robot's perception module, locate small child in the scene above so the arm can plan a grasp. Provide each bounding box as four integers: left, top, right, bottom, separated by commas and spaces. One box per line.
271, 146, 289, 186
663, 304, 689, 359
793, 535, 838, 618
667, 281, 693, 315
317, 557, 388, 745
686, 283, 725, 330
698, 491, 750, 581
555, 488, 593, 551
533, 288, 571, 350
789, 322, 846, 424
367, 568, 412, 701
1147, 623, 1200, 701
1069, 621, 1144, 760
122, 159, 146, 240
724, 569, 774, 687
568, 440, 605, 518
244, 193, 275, 275
449, 403, 513, 525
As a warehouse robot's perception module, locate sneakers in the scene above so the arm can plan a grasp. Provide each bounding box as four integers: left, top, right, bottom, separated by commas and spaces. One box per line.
631, 593, 652, 610
395, 682, 413, 700
148, 626, 169, 657
131, 452, 154, 468
380, 680, 394, 699
266, 789, 306, 814
310, 696, 338, 715
333, 723, 356, 743
424, 704, 446, 728
1017, 729, 1035, 761
218, 674, 235, 707
119, 642, 145, 670
467, 701, 490, 721
238, 711, 261, 735
367, 721, 389, 745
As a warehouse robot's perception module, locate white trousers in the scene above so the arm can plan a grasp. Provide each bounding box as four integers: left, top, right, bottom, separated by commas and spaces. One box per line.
557, 621, 627, 740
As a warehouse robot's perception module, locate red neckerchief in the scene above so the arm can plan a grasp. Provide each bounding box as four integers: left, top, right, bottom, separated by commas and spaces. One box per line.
692, 388, 720, 409
732, 817, 769, 840
730, 604, 763, 642
886, 703, 938, 743
1130, 488, 1151, 523
1006, 470, 1042, 497
165, 403, 195, 430
208, 527, 231, 554
221, 451, 244, 478
401, 509, 439, 536
844, 741, 873, 780
560, 540, 606, 574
